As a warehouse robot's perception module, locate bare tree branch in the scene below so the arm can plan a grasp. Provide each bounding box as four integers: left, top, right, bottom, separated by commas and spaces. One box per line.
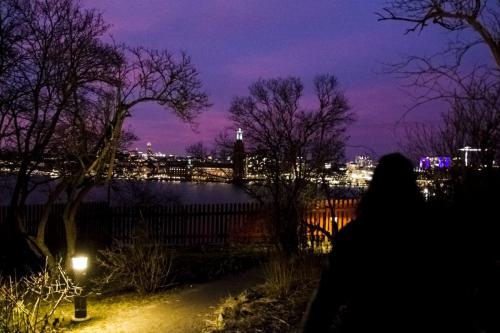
378, 0, 500, 68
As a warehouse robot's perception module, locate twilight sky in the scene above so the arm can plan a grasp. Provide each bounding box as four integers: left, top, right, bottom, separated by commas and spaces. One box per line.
84, 0, 490, 160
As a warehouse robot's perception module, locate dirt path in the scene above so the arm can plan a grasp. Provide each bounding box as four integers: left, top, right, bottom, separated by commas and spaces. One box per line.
66, 268, 264, 333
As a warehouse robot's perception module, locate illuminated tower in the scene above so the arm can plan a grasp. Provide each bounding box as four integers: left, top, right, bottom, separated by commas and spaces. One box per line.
146, 142, 153, 156
233, 128, 246, 183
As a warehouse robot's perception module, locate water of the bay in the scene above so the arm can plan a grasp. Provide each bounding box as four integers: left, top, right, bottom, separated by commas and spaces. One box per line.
0, 176, 254, 205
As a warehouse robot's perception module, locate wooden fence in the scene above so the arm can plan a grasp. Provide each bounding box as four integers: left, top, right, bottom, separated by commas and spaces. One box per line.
308, 198, 359, 231
110, 203, 263, 246
0, 199, 358, 250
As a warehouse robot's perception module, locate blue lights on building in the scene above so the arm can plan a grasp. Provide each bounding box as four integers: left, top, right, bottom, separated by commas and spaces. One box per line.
419, 156, 451, 170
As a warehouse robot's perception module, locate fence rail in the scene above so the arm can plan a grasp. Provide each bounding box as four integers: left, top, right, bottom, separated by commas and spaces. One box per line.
0, 199, 358, 250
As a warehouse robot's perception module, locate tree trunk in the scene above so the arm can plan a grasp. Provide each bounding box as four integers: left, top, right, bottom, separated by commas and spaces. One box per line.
63, 200, 78, 272
63, 183, 93, 272
31, 180, 69, 271
30, 235, 57, 271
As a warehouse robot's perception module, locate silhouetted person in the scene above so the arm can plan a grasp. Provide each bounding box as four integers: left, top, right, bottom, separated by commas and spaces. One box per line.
302, 153, 475, 332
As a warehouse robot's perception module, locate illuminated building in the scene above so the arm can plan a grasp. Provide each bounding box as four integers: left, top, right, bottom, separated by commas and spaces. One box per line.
192, 161, 233, 182
418, 156, 451, 170
146, 142, 153, 156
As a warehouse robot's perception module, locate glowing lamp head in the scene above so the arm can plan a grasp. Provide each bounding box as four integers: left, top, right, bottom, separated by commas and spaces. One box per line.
72, 256, 88, 272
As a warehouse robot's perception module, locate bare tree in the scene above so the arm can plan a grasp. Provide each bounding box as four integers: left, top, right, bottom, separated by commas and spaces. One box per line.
377, 0, 500, 69
212, 130, 238, 163
0, 0, 122, 271
0, 0, 209, 271
186, 141, 209, 160
405, 76, 500, 164
229, 75, 353, 256
51, 47, 209, 269
378, 1, 499, 115
0, 0, 23, 144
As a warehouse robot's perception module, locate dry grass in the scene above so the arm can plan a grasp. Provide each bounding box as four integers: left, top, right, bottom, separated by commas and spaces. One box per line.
203, 282, 318, 333
263, 254, 321, 298
204, 253, 322, 333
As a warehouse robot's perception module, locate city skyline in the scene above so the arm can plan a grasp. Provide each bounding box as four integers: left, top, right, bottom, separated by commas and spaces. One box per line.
84, 0, 492, 159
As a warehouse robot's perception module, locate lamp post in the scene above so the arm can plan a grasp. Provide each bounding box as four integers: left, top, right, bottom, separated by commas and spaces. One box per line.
72, 256, 90, 322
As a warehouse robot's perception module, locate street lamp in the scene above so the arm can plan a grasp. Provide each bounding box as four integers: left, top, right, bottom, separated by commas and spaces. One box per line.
72, 256, 90, 322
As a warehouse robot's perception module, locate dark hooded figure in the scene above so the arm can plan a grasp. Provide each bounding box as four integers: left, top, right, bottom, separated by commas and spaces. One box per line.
301, 153, 474, 332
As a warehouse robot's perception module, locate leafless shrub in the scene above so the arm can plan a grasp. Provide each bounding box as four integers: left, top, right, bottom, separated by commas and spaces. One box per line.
0, 259, 81, 333
94, 226, 174, 295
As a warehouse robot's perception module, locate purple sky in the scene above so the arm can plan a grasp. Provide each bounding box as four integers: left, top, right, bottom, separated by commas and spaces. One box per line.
85, 0, 490, 160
